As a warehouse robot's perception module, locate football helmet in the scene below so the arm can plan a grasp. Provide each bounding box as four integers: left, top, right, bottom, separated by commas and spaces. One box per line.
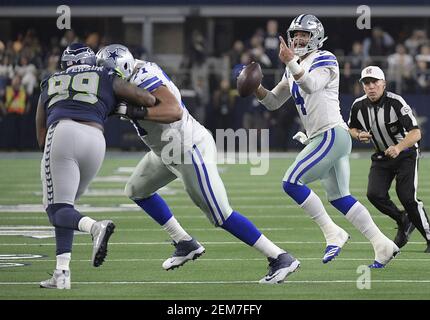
96, 44, 135, 80
60, 43, 96, 70
286, 14, 327, 57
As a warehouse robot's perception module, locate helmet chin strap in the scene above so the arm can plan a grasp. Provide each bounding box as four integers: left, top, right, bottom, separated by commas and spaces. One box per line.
318, 36, 328, 48
294, 47, 311, 57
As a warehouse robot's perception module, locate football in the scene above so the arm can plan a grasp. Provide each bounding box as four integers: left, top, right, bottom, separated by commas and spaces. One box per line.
237, 62, 263, 97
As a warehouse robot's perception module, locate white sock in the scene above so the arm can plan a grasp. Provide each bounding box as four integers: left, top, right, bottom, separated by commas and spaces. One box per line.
345, 201, 385, 245
162, 217, 192, 243
56, 252, 71, 271
253, 234, 285, 259
78, 216, 96, 233
301, 191, 341, 244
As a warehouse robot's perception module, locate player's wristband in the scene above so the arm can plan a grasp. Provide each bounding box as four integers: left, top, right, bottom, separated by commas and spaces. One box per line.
287, 59, 303, 76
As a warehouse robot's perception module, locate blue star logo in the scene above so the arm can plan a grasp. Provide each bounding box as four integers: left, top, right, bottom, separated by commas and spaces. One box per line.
107, 49, 120, 62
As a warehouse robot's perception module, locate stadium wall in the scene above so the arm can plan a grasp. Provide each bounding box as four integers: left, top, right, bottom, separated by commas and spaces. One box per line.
2, 94, 427, 151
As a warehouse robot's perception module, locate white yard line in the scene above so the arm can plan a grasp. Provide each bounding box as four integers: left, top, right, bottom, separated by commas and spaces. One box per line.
0, 214, 393, 219
0, 227, 385, 232
1, 280, 429, 285
0, 240, 427, 246
11, 257, 430, 262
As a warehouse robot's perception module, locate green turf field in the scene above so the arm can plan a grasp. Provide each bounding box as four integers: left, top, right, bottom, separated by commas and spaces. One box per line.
0, 153, 429, 300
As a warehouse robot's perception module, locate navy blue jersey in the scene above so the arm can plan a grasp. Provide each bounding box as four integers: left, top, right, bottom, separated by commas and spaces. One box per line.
40, 65, 118, 128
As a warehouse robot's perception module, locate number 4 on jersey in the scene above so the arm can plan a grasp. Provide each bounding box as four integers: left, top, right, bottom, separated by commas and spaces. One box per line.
292, 81, 306, 116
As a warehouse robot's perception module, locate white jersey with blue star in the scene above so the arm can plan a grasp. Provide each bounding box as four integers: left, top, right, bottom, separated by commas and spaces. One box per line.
285, 50, 348, 139
129, 59, 207, 156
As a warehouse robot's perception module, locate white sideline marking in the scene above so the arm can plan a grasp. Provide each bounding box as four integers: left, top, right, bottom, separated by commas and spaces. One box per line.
1, 280, 430, 285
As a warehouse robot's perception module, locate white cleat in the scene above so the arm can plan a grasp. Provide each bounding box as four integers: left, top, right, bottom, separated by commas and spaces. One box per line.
40, 269, 71, 289
371, 237, 400, 268
259, 253, 300, 284
322, 228, 350, 264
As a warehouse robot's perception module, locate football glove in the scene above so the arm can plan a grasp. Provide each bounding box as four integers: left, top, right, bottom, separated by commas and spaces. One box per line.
114, 103, 148, 120
293, 131, 309, 145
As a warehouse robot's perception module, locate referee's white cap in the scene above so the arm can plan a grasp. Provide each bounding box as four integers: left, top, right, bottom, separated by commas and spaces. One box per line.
359, 66, 385, 82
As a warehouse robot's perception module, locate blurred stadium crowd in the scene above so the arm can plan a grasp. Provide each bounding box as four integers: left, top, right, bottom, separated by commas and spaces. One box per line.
0, 20, 429, 150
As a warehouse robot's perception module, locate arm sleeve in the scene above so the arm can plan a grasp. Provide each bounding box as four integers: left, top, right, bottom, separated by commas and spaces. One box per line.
294, 67, 332, 94
39, 77, 50, 107
258, 75, 291, 111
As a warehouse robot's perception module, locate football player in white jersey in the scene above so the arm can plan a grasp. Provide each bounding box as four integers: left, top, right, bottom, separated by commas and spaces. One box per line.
96, 44, 300, 284
254, 14, 399, 268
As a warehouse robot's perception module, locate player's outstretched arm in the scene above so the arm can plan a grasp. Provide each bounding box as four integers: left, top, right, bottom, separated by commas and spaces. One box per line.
113, 77, 156, 108
112, 77, 182, 123
143, 85, 183, 123
35, 95, 46, 150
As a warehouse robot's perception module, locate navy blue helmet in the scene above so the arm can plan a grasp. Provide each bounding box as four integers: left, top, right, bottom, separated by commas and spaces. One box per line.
60, 43, 96, 70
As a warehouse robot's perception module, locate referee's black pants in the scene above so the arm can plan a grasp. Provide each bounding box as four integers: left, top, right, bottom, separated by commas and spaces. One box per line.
366, 149, 430, 243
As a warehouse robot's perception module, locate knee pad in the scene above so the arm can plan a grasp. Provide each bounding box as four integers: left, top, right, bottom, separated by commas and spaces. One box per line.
46, 203, 73, 226
46, 203, 82, 229
125, 180, 151, 200
282, 181, 311, 205
124, 181, 135, 199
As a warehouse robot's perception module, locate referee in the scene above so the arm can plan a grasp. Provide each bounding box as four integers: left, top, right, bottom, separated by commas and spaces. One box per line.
348, 66, 430, 253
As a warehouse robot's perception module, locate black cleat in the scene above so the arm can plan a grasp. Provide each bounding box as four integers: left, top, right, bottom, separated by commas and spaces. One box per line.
394, 213, 415, 249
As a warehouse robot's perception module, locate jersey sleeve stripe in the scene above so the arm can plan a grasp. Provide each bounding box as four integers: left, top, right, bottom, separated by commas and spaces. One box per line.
138, 76, 159, 88
309, 60, 338, 72
311, 55, 337, 64
147, 80, 163, 92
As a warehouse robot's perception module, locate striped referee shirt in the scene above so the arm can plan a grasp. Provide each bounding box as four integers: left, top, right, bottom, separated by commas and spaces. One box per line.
348, 91, 420, 152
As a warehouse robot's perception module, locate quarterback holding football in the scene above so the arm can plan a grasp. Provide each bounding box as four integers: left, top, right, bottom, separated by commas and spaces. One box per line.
250, 14, 399, 268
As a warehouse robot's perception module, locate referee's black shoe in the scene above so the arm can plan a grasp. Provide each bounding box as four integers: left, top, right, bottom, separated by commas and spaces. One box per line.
425, 242, 430, 253
394, 213, 415, 249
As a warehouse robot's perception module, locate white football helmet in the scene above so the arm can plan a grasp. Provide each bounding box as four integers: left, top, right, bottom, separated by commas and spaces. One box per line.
96, 44, 135, 80
286, 14, 327, 57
